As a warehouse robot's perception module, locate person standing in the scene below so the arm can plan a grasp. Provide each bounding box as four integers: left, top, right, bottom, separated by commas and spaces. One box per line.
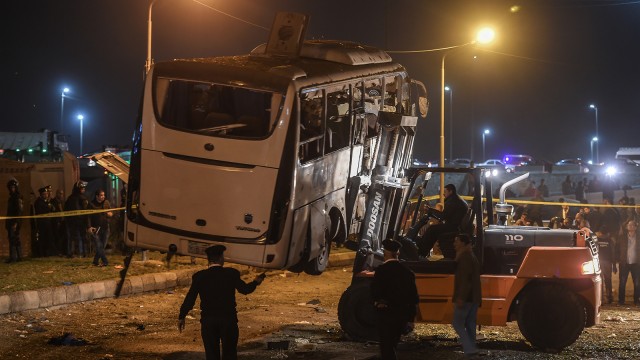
178, 245, 265, 360
596, 225, 615, 304
89, 189, 112, 266
615, 219, 640, 306
371, 239, 419, 360
452, 233, 483, 358
561, 175, 574, 196
4, 179, 24, 263
64, 181, 91, 257
537, 179, 549, 198
33, 185, 56, 257
50, 189, 66, 256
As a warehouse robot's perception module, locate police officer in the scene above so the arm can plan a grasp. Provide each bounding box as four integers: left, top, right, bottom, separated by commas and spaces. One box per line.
371, 239, 419, 360
33, 185, 55, 257
178, 245, 265, 360
5, 179, 24, 263
64, 181, 91, 257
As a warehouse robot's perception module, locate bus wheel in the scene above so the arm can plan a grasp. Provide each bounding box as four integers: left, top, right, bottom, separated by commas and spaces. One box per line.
304, 229, 331, 275
517, 283, 586, 352
338, 279, 378, 341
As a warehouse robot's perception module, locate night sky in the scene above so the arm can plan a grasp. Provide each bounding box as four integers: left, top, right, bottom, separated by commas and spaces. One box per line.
4, 0, 640, 163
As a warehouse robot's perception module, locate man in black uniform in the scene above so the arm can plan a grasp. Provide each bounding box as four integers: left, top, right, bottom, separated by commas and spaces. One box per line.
371, 239, 419, 360
5, 179, 24, 263
64, 181, 91, 257
178, 245, 265, 360
417, 183, 469, 258
33, 185, 55, 257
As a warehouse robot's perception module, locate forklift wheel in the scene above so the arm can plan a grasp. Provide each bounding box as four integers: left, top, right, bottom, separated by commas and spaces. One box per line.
517, 283, 586, 352
338, 280, 378, 341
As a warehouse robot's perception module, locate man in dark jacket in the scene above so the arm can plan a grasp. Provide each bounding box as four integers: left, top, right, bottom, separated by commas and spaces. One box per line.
452, 233, 482, 357
178, 245, 265, 360
64, 181, 91, 257
417, 184, 469, 257
371, 239, 419, 360
33, 185, 56, 257
5, 179, 24, 263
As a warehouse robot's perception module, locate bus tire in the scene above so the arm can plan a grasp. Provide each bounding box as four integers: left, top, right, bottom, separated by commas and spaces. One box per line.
304, 229, 331, 275
338, 280, 378, 341
517, 283, 586, 352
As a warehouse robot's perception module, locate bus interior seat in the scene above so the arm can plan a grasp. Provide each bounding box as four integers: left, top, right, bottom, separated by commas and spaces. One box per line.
204, 112, 234, 128
234, 115, 263, 136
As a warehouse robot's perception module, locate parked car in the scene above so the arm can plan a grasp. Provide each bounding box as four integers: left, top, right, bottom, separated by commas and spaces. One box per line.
450, 158, 472, 167
478, 159, 505, 176
555, 158, 590, 173
478, 159, 505, 167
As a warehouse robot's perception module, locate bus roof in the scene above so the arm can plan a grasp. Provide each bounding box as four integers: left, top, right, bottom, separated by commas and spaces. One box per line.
155, 40, 406, 93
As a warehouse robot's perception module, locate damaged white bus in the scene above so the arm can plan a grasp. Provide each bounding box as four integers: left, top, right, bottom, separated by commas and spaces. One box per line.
123, 14, 427, 274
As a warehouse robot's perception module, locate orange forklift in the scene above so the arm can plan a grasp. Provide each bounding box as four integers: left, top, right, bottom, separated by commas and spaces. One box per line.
338, 167, 601, 352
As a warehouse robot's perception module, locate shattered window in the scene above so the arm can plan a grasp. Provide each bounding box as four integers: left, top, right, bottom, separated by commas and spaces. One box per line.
299, 90, 324, 163
154, 78, 282, 139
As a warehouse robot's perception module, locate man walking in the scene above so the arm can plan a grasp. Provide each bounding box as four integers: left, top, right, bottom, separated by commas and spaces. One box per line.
178, 245, 265, 360
371, 239, 419, 360
452, 233, 483, 358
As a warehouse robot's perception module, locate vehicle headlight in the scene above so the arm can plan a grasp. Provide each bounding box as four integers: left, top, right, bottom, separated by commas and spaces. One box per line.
581, 258, 599, 275
491, 169, 498, 176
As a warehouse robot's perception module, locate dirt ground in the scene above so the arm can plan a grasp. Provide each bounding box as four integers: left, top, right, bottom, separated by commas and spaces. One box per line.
1, 266, 640, 360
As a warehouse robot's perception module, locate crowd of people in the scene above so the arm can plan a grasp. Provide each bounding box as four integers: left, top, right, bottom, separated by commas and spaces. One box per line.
510, 178, 640, 307
4, 178, 121, 266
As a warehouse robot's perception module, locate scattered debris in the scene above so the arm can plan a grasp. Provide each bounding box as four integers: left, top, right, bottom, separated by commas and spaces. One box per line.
314, 307, 326, 313
605, 316, 626, 322
267, 340, 290, 350
306, 299, 321, 305
47, 332, 89, 346
62, 281, 73, 286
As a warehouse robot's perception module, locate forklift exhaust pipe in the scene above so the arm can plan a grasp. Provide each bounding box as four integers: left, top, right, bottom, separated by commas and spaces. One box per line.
496, 173, 529, 225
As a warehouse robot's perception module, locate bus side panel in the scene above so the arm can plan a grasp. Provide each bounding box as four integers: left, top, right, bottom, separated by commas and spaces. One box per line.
288, 207, 311, 267
293, 148, 352, 209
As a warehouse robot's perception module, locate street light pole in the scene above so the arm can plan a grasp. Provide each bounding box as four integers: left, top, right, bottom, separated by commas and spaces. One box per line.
482, 129, 490, 161
439, 27, 495, 202
60, 87, 69, 134
145, 0, 158, 74
445, 86, 453, 160
77, 114, 84, 155
589, 104, 599, 163
590, 137, 598, 163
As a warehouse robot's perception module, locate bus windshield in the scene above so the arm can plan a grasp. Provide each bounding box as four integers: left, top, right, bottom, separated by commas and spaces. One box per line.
154, 78, 283, 139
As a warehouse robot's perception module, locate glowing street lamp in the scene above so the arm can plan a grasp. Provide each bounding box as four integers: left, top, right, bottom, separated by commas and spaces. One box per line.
589, 104, 599, 163
60, 87, 70, 133
482, 129, 491, 161
77, 114, 85, 155
439, 27, 495, 201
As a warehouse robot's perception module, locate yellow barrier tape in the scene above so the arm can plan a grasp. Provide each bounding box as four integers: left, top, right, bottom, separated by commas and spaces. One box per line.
409, 195, 638, 209
0, 207, 125, 220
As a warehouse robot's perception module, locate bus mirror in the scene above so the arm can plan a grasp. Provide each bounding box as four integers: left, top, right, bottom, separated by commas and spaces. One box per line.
410, 79, 428, 120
